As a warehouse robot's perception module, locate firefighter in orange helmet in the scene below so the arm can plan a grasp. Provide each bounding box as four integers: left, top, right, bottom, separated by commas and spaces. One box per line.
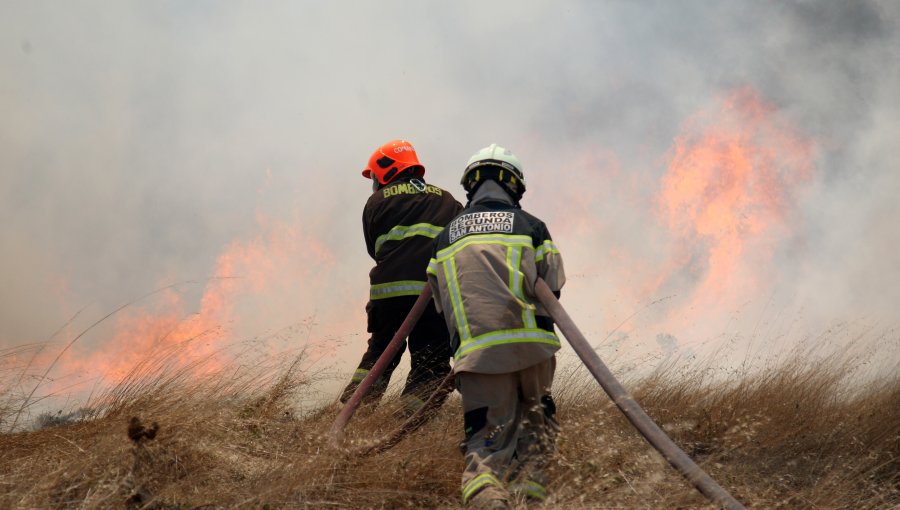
340, 139, 464, 416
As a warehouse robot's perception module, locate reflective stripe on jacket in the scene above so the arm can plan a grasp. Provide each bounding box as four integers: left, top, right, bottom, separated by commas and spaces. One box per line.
427, 198, 565, 374
364, 176, 463, 300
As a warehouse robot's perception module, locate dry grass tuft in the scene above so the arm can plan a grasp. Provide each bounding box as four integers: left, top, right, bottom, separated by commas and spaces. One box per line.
1, 339, 897, 509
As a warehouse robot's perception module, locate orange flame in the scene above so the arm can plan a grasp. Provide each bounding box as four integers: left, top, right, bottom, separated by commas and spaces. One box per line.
653, 86, 814, 332
58, 212, 339, 387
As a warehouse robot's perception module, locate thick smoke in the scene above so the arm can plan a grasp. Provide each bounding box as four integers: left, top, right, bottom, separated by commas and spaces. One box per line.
2, 1, 898, 395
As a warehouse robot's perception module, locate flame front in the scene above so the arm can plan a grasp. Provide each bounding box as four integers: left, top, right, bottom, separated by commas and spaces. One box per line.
653, 87, 814, 334
57, 213, 341, 388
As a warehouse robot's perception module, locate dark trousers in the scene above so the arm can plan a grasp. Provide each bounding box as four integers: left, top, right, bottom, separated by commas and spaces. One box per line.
340, 295, 452, 413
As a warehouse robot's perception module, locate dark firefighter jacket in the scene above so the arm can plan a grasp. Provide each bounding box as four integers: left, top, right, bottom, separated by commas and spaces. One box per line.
364, 175, 463, 301
427, 182, 566, 374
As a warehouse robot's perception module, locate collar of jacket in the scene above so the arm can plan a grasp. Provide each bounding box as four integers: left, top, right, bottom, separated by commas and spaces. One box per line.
373, 172, 422, 192
470, 179, 515, 207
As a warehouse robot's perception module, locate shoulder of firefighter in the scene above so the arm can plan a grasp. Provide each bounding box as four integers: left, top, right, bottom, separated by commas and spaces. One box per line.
363, 175, 464, 302
426, 201, 566, 374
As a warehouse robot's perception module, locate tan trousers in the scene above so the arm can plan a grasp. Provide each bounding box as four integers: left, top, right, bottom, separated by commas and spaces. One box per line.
456, 357, 558, 504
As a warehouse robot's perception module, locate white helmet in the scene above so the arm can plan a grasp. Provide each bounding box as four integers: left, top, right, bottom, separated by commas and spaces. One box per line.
460, 143, 526, 201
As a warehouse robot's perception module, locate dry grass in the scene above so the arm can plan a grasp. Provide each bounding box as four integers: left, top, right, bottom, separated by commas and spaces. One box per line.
1, 340, 897, 509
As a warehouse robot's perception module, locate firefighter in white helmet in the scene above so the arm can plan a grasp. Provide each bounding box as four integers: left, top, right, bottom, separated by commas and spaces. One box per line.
427, 144, 566, 508
341, 139, 463, 416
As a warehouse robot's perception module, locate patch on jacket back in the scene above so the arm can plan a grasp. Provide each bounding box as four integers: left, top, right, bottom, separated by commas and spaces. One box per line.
448, 211, 514, 243
382, 182, 443, 197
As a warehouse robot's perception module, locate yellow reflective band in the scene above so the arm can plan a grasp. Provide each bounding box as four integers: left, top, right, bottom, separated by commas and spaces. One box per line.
369, 280, 427, 300
509, 480, 547, 501
374, 223, 445, 255
444, 257, 471, 340
505, 245, 536, 329
523, 305, 536, 329
455, 328, 560, 360
507, 245, 520, 298
435, 234, 532, 261
351, 368, 370, 383
426, 258, 439, 276
534, 240, 561, 261
462, 473, 503, 504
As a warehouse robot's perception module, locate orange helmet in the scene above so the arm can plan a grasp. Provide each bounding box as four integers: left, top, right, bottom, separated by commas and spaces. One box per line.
362, 139, 425, 185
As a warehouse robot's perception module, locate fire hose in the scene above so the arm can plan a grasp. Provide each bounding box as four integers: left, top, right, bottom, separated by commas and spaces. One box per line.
350, 370, 455, 457
533, 278, 745, 510
328, 286, 435, 446
329, 281, 745, 509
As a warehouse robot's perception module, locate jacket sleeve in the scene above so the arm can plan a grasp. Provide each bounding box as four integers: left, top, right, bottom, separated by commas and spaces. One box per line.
426, 241, 443, 315
534, 222, 566, 293
362, 202, 377, 260
428, 194, 461, 315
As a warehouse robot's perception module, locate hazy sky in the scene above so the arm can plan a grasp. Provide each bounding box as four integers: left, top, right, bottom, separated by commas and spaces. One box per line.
2, 1, 898, 395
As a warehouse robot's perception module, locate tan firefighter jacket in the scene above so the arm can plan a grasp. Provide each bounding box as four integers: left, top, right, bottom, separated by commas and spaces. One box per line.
427, 183, 565, 374
364, 175, 463, 301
